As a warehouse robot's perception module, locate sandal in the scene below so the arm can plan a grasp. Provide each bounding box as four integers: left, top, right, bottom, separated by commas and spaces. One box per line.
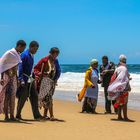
50, 116, 55, 121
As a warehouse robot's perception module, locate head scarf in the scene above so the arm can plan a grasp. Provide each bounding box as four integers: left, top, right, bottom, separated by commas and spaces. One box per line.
90, 59, 98, 66
0, 48, 22, 74
119, 54, 127, 62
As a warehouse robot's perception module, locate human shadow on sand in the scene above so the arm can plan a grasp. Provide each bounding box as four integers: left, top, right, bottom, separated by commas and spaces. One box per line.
0, 119, 32, 124
20, 119, 42, 122
21, 118, 66, 123
79, 112, 105, 115
111, 118, 135, 123
48, 118, 66, 122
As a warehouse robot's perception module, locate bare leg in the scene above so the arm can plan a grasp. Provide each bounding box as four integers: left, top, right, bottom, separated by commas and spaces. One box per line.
112, 100, 118, 114
118, 106, 123, 120
49, 106, 54, 118
49, 103, 54, 121
43, 108, 48, 117
123, 104, 128, 120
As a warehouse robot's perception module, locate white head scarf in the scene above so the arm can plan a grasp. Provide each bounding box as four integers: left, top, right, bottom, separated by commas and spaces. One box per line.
90, 59, 98, 66
119, 54, 127, 62
0, 48, 22, 74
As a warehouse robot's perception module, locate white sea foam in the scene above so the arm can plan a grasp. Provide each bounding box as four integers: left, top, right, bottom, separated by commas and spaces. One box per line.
56, 72, 140, 94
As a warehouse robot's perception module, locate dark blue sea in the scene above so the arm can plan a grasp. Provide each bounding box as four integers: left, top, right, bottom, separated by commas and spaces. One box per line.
60, 64, 140, 74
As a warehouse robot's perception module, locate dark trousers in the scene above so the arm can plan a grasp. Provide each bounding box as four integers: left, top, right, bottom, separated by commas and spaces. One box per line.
82, 97, 97, 113
104, 86, 117, 113
16, 82, 41, 118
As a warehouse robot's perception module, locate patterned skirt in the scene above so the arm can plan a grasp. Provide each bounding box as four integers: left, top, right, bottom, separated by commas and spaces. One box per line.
38, 77, 55, 109
0, 74, 17, 114
114, 92, 129, 108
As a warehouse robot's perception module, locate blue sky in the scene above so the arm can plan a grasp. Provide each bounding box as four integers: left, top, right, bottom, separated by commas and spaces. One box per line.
0, 0, 140, 64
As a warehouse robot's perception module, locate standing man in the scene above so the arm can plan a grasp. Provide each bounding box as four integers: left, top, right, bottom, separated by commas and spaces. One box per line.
0, 40, 26, 121
100, 56, 117, 114
16, 41, 42, 120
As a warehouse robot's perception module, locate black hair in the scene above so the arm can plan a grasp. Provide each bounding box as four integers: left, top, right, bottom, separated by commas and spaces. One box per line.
16, 40, 26, 47
29, 41, 39, 48
102, 55, 108, 60
49, 47, 60, 54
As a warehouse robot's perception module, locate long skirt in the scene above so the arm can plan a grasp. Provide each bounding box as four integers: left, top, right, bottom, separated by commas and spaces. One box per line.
38, 77, 55, 109
82, 97, 97, 113
114, 92, 129, 108
0, 74, 17, 114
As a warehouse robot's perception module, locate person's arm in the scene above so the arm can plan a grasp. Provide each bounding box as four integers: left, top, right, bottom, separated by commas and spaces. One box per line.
1, 72, 4, 80
106, 62, 115, 74
96, 69, 102, 84
0, 52, 8, 85
99, 65, 104, 77
34, 58, 45, 80
0, 72, 4, 85
18, 53, 26, 83
85, 70, 94, 88
54, 59, 61, 81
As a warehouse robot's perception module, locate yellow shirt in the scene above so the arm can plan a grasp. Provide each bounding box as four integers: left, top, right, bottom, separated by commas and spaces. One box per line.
78, 67, 93, 102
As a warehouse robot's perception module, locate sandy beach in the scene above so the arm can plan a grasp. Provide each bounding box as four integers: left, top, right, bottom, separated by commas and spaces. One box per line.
0, 97, 140, 140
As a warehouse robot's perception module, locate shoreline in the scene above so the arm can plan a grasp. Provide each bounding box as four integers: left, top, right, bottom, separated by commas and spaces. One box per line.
54, 90, 140, 111
54, 97, 140, 113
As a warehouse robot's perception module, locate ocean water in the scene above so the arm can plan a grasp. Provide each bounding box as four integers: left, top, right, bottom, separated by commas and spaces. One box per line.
56, 64, 140, 93
55, 64, 140, 110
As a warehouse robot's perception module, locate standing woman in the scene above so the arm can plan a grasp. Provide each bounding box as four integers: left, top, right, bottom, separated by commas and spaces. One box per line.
0, 40, 26, 121
108, 55, 131, 121
82, 59, 101, 114
34, 47, 61, 121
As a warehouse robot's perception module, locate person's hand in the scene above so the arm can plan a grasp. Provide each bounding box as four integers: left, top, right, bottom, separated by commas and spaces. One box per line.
91, 85, 95, 88
0, 79, 4, 86
38, 72, 42, 76
17, 80, 21, 88
20, 81, 25, 87
101, 70, 108, 76
98, 80, 102, 84
100, 73, 104, 76
35, 76, 40, 82
129, 77, 132, 80
102, 70, 108, 75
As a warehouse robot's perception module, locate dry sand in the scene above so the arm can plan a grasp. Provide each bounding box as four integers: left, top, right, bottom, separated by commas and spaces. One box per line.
0, 99, 140, 140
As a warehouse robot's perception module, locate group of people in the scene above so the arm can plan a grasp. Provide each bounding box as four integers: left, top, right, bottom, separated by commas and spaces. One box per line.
78, 55, 131, 121
0, 40, 132, 122
0, 40, 61, 121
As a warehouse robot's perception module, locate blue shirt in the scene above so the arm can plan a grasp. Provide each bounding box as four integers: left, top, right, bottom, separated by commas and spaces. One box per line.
18, 50, 34, 83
